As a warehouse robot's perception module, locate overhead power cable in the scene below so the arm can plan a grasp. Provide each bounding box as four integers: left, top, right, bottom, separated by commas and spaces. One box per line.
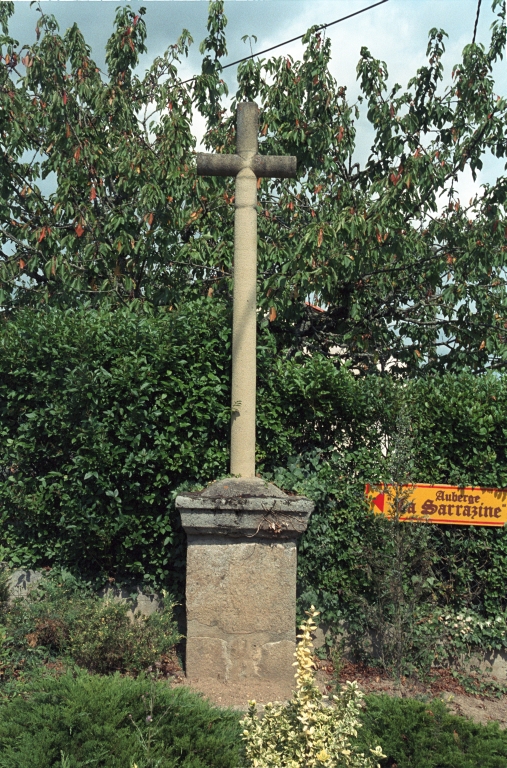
472, 0, 482, 44
180, 0, 390, 86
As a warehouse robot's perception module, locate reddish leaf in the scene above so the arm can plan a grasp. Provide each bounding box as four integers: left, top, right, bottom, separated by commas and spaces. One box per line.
148, 212, 154, 226
19, 259, 26, 270
90, 186, 97, 201
317, 228, 324, 247
63, 92, 67, 105
390, 173, 401, 185
74, 147, 81, 162
38, 228, 46, 243
337, 126, 344, 142
269, 306, 277, 322
75, 223, 84, 237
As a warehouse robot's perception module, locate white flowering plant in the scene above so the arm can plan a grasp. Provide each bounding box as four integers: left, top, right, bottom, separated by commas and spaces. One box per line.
240, 607, 384, 768
400, 606, 507, 668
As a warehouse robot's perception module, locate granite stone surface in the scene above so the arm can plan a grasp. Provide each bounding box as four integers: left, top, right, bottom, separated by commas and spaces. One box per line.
176, 478, 314, 690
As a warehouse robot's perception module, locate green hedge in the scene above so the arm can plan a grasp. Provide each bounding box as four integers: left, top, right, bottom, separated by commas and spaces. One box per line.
0, 302, 386, 590
1, 303, 507, 629
358, 695, 507, 768
0, 671, 242, 768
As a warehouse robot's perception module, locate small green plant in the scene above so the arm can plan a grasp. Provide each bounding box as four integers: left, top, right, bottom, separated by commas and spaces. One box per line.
68, 598, 179, 675
0, 570, 180, 690
241, 607, 385, 768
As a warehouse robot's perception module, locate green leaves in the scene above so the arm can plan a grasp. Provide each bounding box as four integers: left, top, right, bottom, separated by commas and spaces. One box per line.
105, 5, 147, 84
0, 1, 506, 373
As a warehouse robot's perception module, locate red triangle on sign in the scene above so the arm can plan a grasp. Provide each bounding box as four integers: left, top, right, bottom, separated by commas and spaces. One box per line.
373, 493, 385, 512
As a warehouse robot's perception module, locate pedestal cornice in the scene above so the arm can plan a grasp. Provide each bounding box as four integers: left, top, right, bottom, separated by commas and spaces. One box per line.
176, 477, 313, 539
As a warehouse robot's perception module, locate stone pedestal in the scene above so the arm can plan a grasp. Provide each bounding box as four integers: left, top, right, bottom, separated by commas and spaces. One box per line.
175, 478, 313, 693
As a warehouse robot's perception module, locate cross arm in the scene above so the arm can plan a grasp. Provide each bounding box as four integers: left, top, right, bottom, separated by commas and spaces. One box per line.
196, 153, 244, 177
197, 152, 297, 179
251, 155, 296, 179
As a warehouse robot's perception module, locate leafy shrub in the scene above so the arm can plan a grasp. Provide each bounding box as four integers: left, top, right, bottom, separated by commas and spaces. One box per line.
68, 598, 178, 675
1, 570, 179, 684
241, 607, 384, 768
0, 671, 242, 768
357, 694, 507, 768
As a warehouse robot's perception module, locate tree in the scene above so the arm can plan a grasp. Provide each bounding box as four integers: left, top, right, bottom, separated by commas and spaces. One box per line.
0, 0, 506, 375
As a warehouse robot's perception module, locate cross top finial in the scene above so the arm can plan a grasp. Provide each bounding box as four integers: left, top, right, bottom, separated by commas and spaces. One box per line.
196, 102, 297, 478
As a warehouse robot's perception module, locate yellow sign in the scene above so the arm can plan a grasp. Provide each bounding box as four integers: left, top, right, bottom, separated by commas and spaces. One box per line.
365, 483, 507, 526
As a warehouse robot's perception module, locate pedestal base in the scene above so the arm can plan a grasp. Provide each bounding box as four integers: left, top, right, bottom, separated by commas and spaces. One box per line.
176, 478, 313, 693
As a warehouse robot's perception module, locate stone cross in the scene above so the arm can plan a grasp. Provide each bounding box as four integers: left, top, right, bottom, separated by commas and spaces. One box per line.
197, 102, 296, 478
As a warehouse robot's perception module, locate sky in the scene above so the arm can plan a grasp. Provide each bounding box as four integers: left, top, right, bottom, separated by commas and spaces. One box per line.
5, 0, 507, 203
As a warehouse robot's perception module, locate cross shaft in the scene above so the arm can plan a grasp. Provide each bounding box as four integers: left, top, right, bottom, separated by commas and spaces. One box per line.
197, 102, 296, 477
